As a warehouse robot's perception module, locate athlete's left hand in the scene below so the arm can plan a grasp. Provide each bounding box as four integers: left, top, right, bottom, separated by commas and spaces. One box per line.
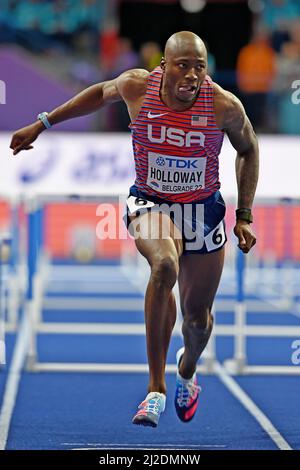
233, 221, 256, 253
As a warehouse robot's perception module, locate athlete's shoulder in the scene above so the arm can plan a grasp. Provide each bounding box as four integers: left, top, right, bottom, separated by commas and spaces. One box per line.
116, 68, 150, 102
213, 82, 246, 131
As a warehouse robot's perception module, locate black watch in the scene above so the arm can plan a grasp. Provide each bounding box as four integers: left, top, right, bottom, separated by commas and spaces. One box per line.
235, 208, 253, 223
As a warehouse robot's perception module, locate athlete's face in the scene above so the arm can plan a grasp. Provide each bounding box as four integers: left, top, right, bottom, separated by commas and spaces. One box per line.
161, 45, 207, 104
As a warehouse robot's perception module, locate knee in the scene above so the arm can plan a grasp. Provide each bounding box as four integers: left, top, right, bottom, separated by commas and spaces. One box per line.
150, 255, 178, 289
182, 306, 214, 332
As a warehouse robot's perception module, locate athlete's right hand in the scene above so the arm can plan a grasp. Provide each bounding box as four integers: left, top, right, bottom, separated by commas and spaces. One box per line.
10, 121, 44, 156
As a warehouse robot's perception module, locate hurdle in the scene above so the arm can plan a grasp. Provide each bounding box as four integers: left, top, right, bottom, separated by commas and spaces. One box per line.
22, 193, 300, 375
0, 231, 13, 366
0, 193, 27, 369
224, 245, 300, 375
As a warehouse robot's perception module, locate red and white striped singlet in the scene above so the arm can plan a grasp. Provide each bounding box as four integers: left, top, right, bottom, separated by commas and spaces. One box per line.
129, 67, 224, 203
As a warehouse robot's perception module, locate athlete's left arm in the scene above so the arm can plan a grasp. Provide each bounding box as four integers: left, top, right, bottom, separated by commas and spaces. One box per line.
223, 93, 259, 253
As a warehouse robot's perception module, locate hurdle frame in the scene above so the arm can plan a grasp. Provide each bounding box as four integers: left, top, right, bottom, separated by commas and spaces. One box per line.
19, 193, 300, 375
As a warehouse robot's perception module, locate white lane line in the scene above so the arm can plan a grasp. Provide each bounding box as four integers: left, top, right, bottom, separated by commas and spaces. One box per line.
215, 362, 292, 450
72, 447, 224, 450
66, 443, 226, 449
0, 312, 29, 450
47, 281, 139, 294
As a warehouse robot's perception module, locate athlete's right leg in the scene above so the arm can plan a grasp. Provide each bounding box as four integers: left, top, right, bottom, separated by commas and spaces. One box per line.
130, 211, 183, 395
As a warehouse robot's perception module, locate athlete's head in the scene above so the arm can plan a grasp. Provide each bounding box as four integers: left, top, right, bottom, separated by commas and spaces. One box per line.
160, 31, 207, 104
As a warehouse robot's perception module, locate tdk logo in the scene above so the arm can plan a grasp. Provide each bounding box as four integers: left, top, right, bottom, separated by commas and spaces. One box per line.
165, 157, 198, 168
155, 156, 199, 168
0, 80, 6, 104
148, 124, 205, 147
156, 157, 165, 166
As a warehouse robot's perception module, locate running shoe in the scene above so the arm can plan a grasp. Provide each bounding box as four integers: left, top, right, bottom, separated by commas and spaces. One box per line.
132, 391, 166, 427
174, 347, 201, 422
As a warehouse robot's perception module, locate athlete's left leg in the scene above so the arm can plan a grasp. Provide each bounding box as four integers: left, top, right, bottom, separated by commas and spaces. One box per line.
177, 247, 225, 379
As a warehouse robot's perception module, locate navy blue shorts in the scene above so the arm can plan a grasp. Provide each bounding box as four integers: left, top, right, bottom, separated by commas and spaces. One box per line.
124, 185, 227, 255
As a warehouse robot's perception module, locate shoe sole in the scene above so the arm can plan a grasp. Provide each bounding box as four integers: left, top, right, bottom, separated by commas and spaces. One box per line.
132, 415, 157, 427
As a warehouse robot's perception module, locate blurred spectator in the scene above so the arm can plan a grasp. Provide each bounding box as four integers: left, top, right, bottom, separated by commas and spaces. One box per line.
112, 38, 139, 76
102, 37, 139, 132
0, 0, 16, 43
13, 0, 43, 31
274, 20, 300, 133
261, 0, 300, 51
207, 53, 216, 77
70, 60, 103, 89
3, 0, 299, 134
13, 0, 52, 52
139, 42, 162, 71
0, 0, 104, 53
99, 21, 119, 73
237, 25, 276, 131
71, 0, 104, 55
275, 20, 300, 91
75, 0, 102, 32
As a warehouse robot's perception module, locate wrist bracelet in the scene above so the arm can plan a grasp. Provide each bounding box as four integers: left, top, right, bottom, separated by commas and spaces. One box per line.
235, 208, 253, 223
37, 112, 51, 129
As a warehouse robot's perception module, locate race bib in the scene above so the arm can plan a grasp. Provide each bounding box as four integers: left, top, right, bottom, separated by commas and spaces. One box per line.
146, 152, 206, 194
204, 221, 226, 252
126, 195, 155, 215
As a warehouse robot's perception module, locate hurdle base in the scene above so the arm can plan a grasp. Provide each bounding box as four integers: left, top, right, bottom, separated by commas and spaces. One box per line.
25, 354, 38, 372
223, 357, 246, 375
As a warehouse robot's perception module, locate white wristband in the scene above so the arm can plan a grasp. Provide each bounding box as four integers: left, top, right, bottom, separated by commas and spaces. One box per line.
37, 112, 51, 129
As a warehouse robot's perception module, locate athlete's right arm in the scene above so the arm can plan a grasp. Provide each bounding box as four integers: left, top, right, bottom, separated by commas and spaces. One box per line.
10, 68, 148, 155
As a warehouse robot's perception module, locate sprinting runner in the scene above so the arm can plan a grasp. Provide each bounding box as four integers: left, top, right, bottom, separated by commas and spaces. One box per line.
10, 31, 258, 428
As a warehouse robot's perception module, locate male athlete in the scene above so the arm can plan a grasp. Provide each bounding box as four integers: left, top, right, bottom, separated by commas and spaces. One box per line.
10, 31, 258, 428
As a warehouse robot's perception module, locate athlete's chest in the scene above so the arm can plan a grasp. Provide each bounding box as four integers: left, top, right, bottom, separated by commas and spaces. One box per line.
134, 107, 222, 150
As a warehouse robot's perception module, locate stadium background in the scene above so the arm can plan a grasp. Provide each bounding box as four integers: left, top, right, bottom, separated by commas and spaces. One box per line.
1, 0, 300, 261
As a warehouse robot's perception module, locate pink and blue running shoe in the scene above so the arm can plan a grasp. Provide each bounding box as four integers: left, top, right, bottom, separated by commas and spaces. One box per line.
174, 347, 201, 422
132, 392, 166, 427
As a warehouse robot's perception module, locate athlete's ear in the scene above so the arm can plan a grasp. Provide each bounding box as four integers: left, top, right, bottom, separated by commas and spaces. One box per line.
160, 57, 166, 71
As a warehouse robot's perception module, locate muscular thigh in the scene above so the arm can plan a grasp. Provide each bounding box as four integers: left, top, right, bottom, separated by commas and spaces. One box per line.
129, 211, 183, 264
178, 248, 225, 318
